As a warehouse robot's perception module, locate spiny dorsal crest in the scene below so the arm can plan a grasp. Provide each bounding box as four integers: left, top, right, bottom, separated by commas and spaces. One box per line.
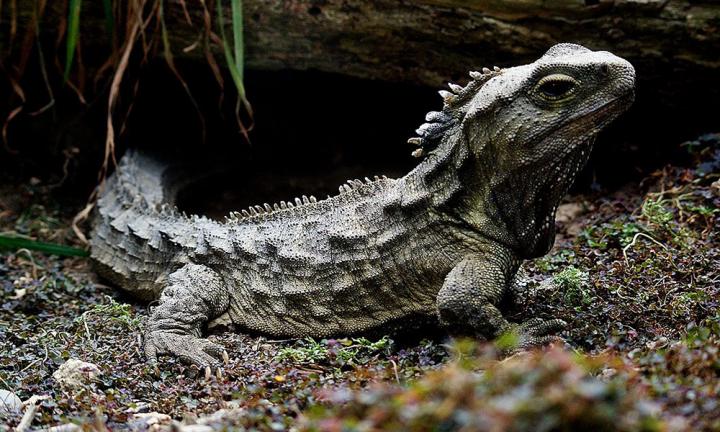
224, 175, 387, 223
408, 66, 503, 158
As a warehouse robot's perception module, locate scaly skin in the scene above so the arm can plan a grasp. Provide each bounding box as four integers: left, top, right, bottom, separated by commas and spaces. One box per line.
90, 43, 635, 368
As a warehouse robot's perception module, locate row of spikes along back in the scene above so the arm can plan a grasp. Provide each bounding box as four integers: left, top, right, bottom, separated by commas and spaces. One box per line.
225, 175, 390, 223
408, 66, 504, 158
224, 66, 504, 224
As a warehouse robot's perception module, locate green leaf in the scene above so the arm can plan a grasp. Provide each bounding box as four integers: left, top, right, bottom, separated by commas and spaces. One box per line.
0, 234, 89, 257
64, 0, 82, 81
102, 0, 114, 37
159, 0, 171, 59
217, 0, 247, 101
231, 0, 243, 81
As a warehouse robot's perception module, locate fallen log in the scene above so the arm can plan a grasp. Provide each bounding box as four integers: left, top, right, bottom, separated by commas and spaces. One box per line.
3, 0, 719, 97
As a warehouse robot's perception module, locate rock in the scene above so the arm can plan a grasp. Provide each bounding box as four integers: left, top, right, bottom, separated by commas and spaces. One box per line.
179, 425, 214, 432
52, 359, 101, 388
207, 312, 233, 331
711, 179, 720, 197
537, 278, 558, 292
47, 424, 82, 432
125, 401, 152, 414
180, 408, 248, 431
133, 412, 172, 426
555, 202, 585, 224
556, 202, 588, 237
599, 367, 618, 381
129, 412, 172, 431
0, 389, 22, 414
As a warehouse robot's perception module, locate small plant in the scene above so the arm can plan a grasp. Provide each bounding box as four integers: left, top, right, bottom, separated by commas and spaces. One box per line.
75, 295, 140, 330
614, 221, 645, 247
669, 290, 710, 319
276, 336, 392, 366
579, 220, 645, 250
685, 203, 718, 217
535, 249, 576, 272
276, 338, 329, 363
641, 196, 694, 248
554, 266, 592, 305
641, 197, 674, 228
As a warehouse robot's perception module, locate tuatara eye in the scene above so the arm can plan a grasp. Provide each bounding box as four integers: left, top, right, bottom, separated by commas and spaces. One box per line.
535, 74, 578, 101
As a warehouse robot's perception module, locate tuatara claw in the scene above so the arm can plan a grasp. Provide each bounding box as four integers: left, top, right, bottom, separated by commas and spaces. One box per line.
144, 331, 228, 369
499, 318, 567, 352
521, 318, 567, 338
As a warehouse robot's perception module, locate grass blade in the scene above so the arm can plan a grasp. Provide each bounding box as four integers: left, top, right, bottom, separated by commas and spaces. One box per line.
217, 0, 247, 102
102, 0, 114, 37
0, 234, 89, 257
230, 0, 243, 81
64, 0, 81, 81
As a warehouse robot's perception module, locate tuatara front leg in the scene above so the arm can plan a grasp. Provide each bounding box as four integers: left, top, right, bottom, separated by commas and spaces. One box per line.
436, 251, 565, 349
144, 263, 230, 369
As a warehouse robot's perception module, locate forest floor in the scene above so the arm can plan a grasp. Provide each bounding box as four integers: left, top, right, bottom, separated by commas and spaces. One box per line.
1, 134, 719, 431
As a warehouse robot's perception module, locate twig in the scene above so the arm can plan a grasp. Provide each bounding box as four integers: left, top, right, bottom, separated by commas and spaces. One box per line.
389, 359, 400, 384
15, 248, 37, 279
80, 312, 93, 342
16, 403, 38, 432
622, 232, 668, 265
17, 395, 50, 432
19, 359, 40, 374
76, 309, 95, 342
611, 286, 633, 301
661, 286, 679, 307
48, 147, 79, 189
265, 338, 302, 344
28, 0, 55, 117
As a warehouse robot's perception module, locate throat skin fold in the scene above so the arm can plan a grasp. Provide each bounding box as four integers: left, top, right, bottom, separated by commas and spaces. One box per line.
405, 120, 597, 260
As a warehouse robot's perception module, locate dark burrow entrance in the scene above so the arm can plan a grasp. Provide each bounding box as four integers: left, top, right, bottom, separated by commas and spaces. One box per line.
163, 69, 714, 221
1, 60, 715, 220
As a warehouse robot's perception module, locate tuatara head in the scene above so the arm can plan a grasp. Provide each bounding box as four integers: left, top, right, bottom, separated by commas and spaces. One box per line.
462, 43, 635, 159
413, 44, 635, 258
468, 43, 635, 257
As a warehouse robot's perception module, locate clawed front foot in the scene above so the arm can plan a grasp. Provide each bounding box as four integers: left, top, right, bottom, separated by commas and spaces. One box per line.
498, 318, 567, 352
143, 263, 232, 377
144, 331, 229, 377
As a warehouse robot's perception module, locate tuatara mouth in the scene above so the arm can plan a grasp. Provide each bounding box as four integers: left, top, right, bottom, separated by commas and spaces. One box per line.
585, 91, 635, 130
534, 90, 635, 149
506, 92, 634, 256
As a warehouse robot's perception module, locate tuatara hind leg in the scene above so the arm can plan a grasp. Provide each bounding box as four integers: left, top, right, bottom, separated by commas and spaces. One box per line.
436, 253, 565, 349
144, 263, 230, 368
